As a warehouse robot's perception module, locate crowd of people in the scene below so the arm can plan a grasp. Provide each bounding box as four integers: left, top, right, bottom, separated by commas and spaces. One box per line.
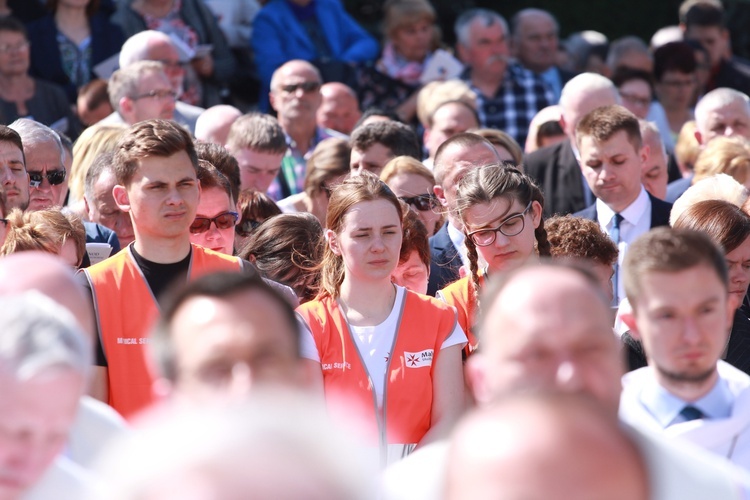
5, 0, 750, 498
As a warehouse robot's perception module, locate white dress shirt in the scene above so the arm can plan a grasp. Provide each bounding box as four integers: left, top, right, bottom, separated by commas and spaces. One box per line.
597, 186, 651, 304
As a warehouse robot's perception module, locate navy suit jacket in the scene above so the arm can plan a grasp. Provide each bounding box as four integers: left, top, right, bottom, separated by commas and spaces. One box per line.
573, 193, 672, 229
427, 221, 461, 297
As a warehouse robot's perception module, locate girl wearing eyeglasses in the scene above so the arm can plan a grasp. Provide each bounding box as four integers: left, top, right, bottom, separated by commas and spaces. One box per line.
438, 165, 550, 355
296, 172, 465, 467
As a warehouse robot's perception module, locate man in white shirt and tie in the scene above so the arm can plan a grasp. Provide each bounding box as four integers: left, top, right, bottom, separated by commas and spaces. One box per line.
574, 104, 672, 305
619, 227, 750, 473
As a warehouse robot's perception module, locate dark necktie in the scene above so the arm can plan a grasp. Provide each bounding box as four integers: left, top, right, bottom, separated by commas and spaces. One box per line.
680, 405, 705, 422
611, 213, 624, 305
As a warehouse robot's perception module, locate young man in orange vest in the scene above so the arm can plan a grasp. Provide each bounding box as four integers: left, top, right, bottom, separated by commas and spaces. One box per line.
81, 119, 245, 419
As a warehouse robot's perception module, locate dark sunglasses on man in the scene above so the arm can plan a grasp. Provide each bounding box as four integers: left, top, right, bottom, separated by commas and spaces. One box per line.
29, 169, 66, 188
399, 193, 438, 212
190, 212, 239, 234
280, 81, 321, 94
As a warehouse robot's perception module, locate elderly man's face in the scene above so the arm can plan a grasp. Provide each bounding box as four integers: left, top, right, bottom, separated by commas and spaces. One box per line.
0, 370, 84, 497
514, 13, 558, 73
169, 289, 302, 403
145, 39, 185, 95
469, 267, 624, 418
124, 70, 176, 125
86, 168, 135, 247
25, 140, 67, 212
698, 100, 750, 144
458, 20, 510, 79
270, 64, 322, 123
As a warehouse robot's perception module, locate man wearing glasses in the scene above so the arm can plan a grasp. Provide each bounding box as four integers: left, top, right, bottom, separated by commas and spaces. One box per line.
267, 60, 345, 200
81, 119, 243, 419
107, 61, 176, 126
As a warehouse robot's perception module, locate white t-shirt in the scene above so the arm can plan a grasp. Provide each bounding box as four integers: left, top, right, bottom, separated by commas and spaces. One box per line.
299, 286, 466, 407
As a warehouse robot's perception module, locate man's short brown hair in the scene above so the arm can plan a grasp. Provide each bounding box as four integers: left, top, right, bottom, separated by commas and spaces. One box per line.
195, 142, 240, 202
196, 159, 232, 200
623, 227, 728, 310
575, 105, 642, 152
0, 125, 25, 166
545, 215, 618, 268
113, 119, 198, 186
226, 113, 287, 155
349, 121, 421, 161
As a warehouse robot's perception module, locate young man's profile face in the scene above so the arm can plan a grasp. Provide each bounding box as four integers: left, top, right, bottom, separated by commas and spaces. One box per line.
113, 150, 201, 241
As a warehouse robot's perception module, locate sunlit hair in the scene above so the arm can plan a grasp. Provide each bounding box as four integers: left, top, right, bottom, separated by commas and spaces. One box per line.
1, 208, 86, 267
318, 172, 403, 298
693, 136, 750, 185
670, 173, 749, 225
75, 124, 128, 205
383, 0, 437, 46
456, 164, 550, 311
673, 199, 750, 255
239, 213, 323, 303
304, 138, 351, 198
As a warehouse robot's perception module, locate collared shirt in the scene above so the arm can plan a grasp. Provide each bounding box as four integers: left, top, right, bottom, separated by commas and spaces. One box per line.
540, 66, 562, 104
597, 186, 651, 304
462, 63, 553, 147
639, 375, 733, 428
267, 126, 346, 201
447, 221, 469, 269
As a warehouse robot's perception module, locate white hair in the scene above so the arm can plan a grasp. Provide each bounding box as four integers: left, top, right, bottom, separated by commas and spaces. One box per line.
559, 73, 618, 111
119, 30, 174, 69
0, 291, 91, 380
695, 88, 750, 136
669, 173, 750, 225
8, 118, 65, 163
454, 9, 508, 47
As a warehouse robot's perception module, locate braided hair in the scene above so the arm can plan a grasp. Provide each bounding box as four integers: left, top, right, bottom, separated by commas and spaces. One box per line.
455, 164, 550, 310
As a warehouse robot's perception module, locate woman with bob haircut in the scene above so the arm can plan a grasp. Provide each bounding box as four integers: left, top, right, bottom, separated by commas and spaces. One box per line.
296, 172, 465, 466
380, 155, 442, 236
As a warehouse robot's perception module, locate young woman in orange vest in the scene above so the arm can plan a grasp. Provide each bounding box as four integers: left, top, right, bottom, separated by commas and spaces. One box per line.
297, 172, 466, 467
438, 165, 551, 355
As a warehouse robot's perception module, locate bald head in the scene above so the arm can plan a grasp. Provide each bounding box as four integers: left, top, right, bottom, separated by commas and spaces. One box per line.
0, 252, 94, 339
317, 83, 361, 135
559, 73, 619, 141
195, 105, 243, 146
468, 264, 623, 417
446, 393, 649, 500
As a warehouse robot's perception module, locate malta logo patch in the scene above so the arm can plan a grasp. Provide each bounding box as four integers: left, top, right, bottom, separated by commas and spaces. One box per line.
404, 349, 433, 368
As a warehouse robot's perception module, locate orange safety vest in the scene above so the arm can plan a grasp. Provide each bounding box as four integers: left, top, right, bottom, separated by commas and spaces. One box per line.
84, 244, 242, 418
297, 290, 457, 452
438, 274, 485, 356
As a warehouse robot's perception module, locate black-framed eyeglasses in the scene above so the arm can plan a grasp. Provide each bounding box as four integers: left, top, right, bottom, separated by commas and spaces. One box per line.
190, 212, 239, 234
131, 89, 178, 101
235, 218, 262, 237
466, 201, 533, 247
29, 169, 66, 188
280, 81, 321, 94
399, 193, 438, 212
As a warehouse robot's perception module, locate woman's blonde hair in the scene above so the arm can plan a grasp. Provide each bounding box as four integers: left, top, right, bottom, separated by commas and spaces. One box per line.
1, 208, 86, 267
318, 172, 403, 298
69, 123, 128, 204
416, 80, 477, 128
693, 136, 750, 185
383, 0, 439, 48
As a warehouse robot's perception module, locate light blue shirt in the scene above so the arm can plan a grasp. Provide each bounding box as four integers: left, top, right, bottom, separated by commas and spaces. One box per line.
639, 375, 734, 428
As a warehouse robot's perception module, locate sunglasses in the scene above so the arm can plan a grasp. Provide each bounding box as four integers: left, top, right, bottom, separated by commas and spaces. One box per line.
29, 169, 66, 188
190, 212, 239, 234
280, 81, 321, 94
235, 218, 262, 237
399, 194, 438, 212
